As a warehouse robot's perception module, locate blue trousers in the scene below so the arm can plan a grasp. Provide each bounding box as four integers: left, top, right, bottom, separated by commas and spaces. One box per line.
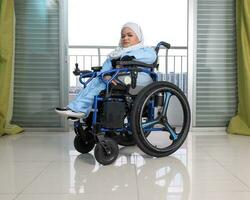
68, 72, 153, 116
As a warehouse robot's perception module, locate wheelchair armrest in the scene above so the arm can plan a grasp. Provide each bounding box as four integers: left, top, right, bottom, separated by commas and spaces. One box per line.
91, 66, 102, 72
117, 60, 156, 68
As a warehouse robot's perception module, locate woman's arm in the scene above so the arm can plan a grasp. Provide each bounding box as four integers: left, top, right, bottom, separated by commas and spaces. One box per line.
99, 58, 112, 73
121, 47, 157, 64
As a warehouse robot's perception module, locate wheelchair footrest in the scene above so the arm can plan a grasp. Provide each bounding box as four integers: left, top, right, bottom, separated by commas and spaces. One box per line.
67, 117, 80, 122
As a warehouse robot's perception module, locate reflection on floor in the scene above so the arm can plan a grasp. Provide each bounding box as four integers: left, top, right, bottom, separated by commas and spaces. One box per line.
0, 132, 250, 200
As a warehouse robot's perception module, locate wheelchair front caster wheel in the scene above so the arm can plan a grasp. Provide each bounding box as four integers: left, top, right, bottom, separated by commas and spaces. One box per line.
74, 135, 95, 154
94, 138, 119, 165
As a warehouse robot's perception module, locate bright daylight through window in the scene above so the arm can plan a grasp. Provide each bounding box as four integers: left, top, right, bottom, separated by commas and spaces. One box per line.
68, 0, 188, 96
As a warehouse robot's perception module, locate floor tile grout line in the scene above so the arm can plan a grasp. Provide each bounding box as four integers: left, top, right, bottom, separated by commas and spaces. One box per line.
0, 194, 18, 200
12, 160, 55, 199
202, 147, 250, 191
11, 193, 20, 200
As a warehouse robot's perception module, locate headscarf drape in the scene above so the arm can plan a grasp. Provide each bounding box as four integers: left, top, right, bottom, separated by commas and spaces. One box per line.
109, 22, 145, 59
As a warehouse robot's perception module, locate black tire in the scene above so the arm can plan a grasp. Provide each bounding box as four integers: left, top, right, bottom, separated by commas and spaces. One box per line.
74, 134, 95, 154
131, 81, 191, 157
73, 114, 95, 154
117, 131, 136, 146
94, 138, 119, 165
105, 131, 135, 146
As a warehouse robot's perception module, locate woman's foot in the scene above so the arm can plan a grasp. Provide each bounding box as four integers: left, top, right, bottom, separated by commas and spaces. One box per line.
55, 107, 85, 118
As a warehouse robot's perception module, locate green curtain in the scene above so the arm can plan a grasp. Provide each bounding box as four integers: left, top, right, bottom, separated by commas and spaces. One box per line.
227, 0, 250, 135
0, 0, 23, 136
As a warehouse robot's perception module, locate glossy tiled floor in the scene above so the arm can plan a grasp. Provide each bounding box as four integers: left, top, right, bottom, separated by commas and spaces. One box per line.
1, 131, 250, 200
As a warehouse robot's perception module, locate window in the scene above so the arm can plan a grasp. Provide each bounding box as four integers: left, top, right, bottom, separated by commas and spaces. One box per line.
68, 0, 188, 96
13, 0, 62, 128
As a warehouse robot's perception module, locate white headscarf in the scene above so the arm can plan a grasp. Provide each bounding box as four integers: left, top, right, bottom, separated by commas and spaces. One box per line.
109, 22, 145, 59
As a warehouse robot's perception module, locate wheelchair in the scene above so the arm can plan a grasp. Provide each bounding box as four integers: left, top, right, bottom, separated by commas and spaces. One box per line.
71, 41, 191, 165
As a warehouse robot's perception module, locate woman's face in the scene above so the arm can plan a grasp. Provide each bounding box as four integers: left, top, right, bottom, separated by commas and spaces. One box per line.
120, 27, 140, 48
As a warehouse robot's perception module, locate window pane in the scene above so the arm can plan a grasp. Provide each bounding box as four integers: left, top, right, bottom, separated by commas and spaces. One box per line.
196, 0, 237, 127
68, 0, 187, 46
13, 0, 61, 127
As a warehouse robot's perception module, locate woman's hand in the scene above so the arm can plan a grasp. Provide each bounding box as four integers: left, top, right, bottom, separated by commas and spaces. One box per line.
104, 75, 117, 85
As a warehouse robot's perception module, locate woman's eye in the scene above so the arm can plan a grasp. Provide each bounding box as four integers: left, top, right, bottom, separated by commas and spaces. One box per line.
121, 34, 133, 39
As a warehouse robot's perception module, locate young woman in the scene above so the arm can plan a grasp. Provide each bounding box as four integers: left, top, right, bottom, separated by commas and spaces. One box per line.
56, 22, 157, 118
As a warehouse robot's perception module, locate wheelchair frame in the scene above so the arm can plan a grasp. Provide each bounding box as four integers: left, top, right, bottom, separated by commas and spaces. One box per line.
71, 42, 191, 165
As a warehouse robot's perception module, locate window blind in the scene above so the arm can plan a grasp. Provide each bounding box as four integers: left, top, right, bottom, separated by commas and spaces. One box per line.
13, 0, 62, 127
196, 0, 237, 126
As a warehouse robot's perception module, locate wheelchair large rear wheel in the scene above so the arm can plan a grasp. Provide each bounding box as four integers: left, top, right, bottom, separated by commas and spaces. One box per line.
131, 81, 191, 157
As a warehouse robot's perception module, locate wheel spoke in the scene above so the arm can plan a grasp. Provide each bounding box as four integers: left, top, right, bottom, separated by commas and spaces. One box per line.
162, 92, 172, 116
142, 119, 159, 129
164, 121, 178, 140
